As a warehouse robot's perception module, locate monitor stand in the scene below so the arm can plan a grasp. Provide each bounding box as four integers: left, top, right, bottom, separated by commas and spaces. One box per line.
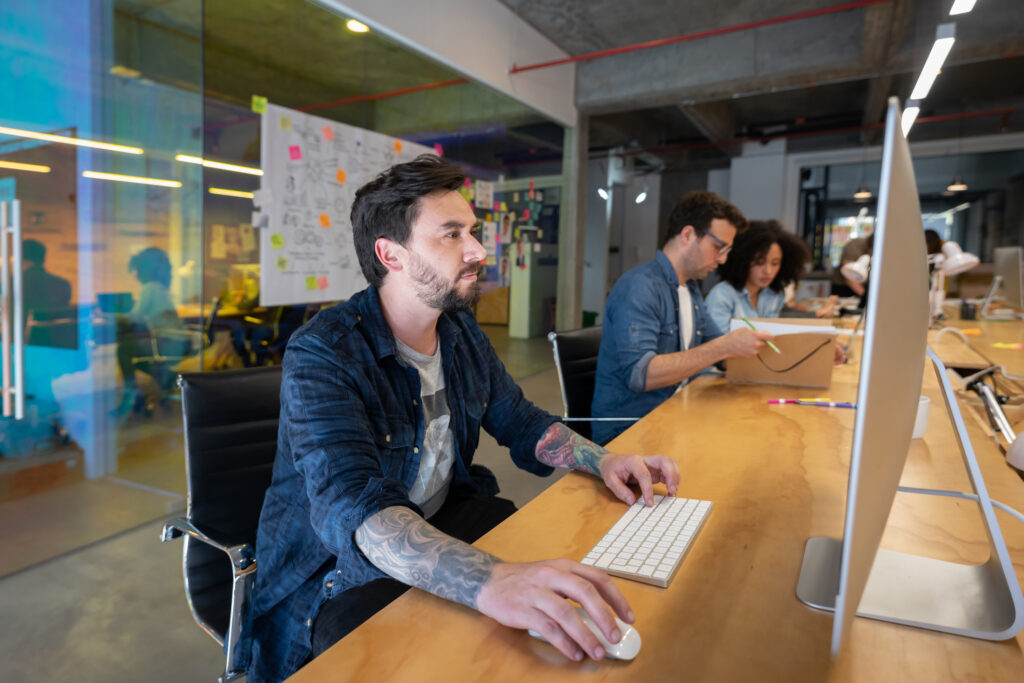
796, 347, 1024, 641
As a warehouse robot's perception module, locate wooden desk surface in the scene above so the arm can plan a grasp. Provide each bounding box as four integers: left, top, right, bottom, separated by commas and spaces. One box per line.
291, 354, 1024, 682
928, 316, 1024, 374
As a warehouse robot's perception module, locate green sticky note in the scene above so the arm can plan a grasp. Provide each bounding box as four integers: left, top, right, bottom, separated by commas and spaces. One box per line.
251, 95, 267, 114
270, 233, 284, 249
306, 276, 317, 291
276, 256, 287, 271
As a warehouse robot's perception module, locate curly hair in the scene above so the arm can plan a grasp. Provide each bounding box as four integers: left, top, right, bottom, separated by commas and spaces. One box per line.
129, 247, 172, 288
351, 154, 466, 288
664, 191, 748, 246
717, 220, 809, 293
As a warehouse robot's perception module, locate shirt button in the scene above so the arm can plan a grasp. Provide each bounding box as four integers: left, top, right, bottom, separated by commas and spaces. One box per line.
306, 618, 312, 628
412, 399, 418, 406
325, 580, 333, 588
413, 446, 419, 454
356, 314, 362, 321
385, 434, 391, 443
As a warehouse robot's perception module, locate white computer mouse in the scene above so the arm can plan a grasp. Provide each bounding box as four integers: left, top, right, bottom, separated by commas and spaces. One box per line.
528, 605, 642, 661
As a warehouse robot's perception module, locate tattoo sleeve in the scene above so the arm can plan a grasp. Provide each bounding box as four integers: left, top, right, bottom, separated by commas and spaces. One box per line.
533, 422, 609, 476
354, 506, 500, 610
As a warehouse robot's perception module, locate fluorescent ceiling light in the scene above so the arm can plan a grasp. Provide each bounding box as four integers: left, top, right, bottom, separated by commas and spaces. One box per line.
910, 23, 956, 100
346, 19, 369, 33
82, 170, 181, 188
209, 187, 255, 199
0, 160, 51, 173
597, 187, 608, 200
0, 125, 143, 155
949, 0, 976, 15
176, 154, 263, 176
901, 103, 920, 137
635, 189, 647, 204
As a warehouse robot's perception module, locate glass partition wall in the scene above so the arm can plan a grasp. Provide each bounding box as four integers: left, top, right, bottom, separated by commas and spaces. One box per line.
0, 0, 566, 575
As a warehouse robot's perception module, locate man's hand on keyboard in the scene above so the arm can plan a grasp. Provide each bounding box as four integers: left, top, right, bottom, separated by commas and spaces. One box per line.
598, 453, 680, 506
475, 558, 634, 662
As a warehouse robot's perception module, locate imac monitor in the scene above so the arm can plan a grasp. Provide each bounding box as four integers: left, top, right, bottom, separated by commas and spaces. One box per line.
797, 97, 1024, 655
993, 246, 1023, 313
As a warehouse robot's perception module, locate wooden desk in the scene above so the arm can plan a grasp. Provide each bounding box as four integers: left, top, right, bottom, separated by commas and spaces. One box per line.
291, 358, 1024, 682
929, 317, 1024, 375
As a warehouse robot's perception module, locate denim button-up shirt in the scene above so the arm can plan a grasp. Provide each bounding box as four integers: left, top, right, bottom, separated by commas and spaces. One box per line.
247, 286, 558, 682
704, 281, 786, 341
591, 251, 709, 444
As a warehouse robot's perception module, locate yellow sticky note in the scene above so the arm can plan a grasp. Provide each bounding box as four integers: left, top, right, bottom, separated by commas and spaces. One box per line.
500, 202, 508, 211
276, 256, 287, 271
319, 213, 330, 228
485, 213, 492, 222
251, 95, 267, 114
306, 276, 317, 291
270, 233, 284, 249
394, 140, 403, 154
336, 169, 347, 185
280, 115, 291, 130
513, 192, 519, 202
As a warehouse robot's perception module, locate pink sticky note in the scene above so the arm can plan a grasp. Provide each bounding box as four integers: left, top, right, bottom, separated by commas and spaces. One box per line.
463, 177, 471, 188
433, 143, 443, 156
289, 145, 302, 160
317, 275, 329, 290
321, 125, 334, 141
523, 209, 531, 219
494, 201, 500, 211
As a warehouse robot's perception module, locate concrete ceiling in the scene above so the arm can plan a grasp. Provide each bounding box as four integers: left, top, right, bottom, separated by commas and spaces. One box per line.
501, 0, 1024, 166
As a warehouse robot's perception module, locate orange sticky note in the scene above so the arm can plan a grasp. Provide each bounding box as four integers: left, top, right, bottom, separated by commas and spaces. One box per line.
394, 140, 403, 154
336, 169, 347, 185
319, 213, 330, 228
321, 125, 334, 141
317, 275, 329, 290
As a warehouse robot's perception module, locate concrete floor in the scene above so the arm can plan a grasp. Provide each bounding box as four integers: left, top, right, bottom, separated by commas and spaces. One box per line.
0, 330, 567, 683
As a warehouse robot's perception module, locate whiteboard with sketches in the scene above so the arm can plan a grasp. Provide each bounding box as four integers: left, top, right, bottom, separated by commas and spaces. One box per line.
257, 103, 433, 306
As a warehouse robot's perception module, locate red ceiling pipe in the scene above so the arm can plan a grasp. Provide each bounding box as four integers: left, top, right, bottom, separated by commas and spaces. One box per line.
510, 0, 895, 74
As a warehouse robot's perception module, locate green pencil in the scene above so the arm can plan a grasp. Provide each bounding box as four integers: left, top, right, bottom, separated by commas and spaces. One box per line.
741, 317, 782, 354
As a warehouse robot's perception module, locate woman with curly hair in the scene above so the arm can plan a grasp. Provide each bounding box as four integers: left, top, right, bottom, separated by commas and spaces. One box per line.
705, 220, 845, 362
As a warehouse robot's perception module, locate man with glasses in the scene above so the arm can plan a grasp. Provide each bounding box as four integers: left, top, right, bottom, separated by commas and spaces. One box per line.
591, 191, 774, 444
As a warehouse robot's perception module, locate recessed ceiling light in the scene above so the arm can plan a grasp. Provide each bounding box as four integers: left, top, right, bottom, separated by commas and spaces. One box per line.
346, 19, 369, 33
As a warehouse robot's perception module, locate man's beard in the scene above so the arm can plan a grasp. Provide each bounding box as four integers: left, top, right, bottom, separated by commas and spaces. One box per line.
407, 253, 481, 312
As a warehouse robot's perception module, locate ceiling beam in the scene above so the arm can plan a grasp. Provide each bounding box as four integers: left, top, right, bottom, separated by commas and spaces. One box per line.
859, 0, 914, 144
677, 100, 739, 157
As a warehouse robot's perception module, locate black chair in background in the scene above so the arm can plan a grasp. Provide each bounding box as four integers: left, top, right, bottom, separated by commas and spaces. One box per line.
547, 326, 639, 443
161, 365, 281, 682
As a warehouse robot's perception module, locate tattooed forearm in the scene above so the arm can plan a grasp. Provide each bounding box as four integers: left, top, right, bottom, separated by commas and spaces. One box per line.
354, 506, 500, 609
534, 422, 608, 476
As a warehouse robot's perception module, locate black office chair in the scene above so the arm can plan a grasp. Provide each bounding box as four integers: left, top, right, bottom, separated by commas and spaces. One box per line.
160, 365, 281, 682
547, 326, 639, 443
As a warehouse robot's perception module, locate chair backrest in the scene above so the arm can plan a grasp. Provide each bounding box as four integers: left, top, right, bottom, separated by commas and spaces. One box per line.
548, 326, 603, 440
178, 366, 281, 637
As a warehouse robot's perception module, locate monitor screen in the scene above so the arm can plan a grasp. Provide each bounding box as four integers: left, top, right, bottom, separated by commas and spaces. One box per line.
993, 246, 1023, 312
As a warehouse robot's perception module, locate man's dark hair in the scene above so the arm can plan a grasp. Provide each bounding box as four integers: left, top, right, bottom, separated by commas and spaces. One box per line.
717, 219, 809, 293
663, 191, 748, 247
351, 154, 466, 287
23, 239, 46, 265
129, 246, 172, 288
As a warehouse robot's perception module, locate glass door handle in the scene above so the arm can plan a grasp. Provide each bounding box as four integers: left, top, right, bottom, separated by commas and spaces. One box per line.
1, 200, 24, 419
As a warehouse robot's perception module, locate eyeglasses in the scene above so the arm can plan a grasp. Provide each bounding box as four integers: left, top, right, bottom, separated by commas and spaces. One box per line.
703, 231, 732, 256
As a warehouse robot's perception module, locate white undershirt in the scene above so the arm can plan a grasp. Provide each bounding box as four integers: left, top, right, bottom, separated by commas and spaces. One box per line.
677, 285, 694, 351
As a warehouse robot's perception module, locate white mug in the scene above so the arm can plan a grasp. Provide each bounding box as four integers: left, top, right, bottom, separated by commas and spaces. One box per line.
912, 395, 931, 439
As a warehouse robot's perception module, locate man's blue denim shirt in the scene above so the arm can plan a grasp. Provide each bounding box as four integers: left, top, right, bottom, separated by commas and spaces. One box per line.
591, 251, 709, 444
246, 286, 558, 682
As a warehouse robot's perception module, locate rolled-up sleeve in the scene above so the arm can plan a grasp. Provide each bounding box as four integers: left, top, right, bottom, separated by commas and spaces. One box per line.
606, 277, 667, 394
281, 334, 417, 584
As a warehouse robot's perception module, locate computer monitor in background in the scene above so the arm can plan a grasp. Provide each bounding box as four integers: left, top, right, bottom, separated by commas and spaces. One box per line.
993, 246, 1023, 313
796, 97, 1024, 656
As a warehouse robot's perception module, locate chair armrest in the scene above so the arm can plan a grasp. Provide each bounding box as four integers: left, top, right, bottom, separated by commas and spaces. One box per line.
161, 517, 255, 571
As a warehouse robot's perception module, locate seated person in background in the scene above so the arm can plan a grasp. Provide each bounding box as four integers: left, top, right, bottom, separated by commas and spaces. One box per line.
830, 233, 873, 300
591, 191, 773, 445
115, 247, 187, 413
705, 220, 845, 363
249, 155, 679, 682
22, 239, 71, 324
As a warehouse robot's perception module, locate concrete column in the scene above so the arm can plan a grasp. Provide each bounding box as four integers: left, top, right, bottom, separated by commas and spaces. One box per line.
556, 114, 588, 330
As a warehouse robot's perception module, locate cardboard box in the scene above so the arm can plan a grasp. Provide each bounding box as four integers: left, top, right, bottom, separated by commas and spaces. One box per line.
726, 318, 837, 389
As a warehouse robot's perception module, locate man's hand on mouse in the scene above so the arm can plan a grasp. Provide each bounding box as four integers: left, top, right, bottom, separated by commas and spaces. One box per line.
598, 453, 679, 506
475, 558, 633, 661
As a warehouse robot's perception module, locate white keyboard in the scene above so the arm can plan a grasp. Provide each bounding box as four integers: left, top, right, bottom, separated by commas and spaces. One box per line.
580, 495, 712, 588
